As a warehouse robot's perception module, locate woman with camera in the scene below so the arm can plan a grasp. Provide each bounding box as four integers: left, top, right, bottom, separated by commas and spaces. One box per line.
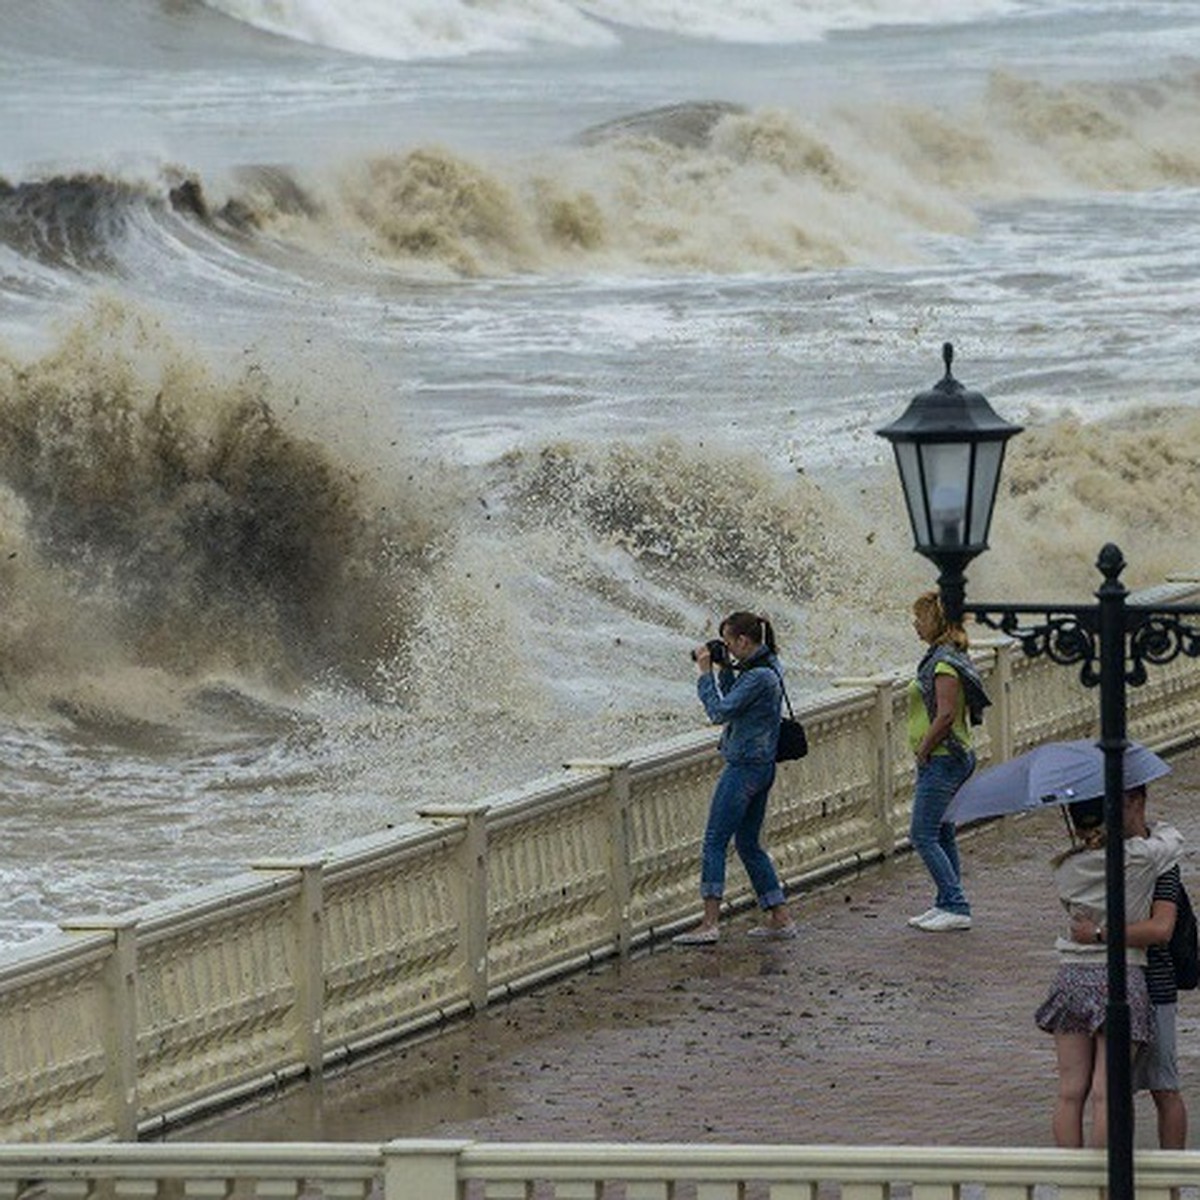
674, 611, 797, 946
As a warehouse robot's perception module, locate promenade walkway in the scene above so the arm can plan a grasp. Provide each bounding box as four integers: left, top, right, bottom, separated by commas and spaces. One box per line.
191, 745, 1200, 1151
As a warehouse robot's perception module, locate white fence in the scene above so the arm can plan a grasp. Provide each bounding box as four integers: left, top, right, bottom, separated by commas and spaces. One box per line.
3, 583, 1200, 1143
1, 1139, 1199, 1199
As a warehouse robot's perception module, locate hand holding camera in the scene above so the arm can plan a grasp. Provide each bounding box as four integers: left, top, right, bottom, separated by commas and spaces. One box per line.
690, 638, 728, 668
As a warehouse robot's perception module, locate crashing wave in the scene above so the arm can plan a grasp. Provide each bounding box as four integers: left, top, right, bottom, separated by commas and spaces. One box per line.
0, 300, 444, 699
199, 0, 1019, 61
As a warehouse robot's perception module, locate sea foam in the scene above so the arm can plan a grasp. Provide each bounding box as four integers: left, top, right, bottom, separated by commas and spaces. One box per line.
202, 0, 1021, 60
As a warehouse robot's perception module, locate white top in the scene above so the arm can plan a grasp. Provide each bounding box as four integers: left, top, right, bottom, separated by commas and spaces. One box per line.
1053, 820, 1183, 966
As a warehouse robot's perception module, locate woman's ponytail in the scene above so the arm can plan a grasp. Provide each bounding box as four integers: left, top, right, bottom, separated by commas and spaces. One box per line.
721, 611, 777, 654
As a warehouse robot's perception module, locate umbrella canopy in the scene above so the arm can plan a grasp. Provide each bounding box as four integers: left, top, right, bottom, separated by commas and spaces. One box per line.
944, 739, 1171, 826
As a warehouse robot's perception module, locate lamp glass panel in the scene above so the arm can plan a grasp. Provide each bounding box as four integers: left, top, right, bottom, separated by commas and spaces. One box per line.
968, 441, 1004, 546
919, 442, 971, 549
892, 441, 929, 546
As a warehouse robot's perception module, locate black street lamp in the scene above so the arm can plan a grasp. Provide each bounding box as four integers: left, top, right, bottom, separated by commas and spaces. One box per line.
877, 342, 1022, 623
878, 346, 1200, 1200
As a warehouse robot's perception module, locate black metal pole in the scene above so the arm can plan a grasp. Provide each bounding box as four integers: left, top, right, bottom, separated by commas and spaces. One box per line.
934, 550, 974, 627
1097, 543, 1132, 1200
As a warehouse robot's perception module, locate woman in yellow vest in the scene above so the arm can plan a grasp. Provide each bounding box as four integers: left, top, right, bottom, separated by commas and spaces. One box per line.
906, 590, 989, 932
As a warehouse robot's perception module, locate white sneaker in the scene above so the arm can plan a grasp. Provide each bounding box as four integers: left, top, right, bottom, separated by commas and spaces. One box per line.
907, 908, 939, 927
915, 908, 972, 932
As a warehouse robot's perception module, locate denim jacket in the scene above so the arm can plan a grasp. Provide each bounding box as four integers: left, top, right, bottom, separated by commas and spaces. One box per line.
696, 648, 783, 765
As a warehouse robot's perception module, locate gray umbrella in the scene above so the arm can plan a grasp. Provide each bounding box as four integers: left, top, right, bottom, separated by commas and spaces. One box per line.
944, 739, 1171, 826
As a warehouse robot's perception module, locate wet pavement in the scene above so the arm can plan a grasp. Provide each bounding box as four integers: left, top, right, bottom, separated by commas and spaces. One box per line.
188, 745, 1200, 1150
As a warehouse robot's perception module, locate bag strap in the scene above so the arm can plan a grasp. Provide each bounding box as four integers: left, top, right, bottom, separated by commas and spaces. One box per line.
761, 663, 796, 720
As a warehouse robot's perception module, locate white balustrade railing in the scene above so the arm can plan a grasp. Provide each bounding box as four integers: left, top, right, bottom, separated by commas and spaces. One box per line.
1, 1139, 1199, 1199
2, 584, 1200, 1143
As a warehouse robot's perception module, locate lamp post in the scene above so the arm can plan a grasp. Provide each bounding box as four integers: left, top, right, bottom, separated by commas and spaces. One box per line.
876, 343, 1022, 623
878, 346, 1200, 1200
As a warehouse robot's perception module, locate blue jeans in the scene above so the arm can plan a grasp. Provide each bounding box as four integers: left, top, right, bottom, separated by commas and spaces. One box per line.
700, 761, 785, 909
910, 751, 975, 915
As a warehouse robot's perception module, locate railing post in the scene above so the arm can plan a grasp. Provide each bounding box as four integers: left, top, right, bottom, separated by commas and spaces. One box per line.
420, 805, 491, 1012
252, 857, 327, 1079
59, 915, 140, 1140
973, 636, 1015, 764
382, 1139, 471, 1200
607, 762, 633, 957
833, 676, 898, 856
567, 759, 634, 957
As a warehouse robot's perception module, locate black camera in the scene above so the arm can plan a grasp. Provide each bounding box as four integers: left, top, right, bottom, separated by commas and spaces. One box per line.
690, 638, 728, 665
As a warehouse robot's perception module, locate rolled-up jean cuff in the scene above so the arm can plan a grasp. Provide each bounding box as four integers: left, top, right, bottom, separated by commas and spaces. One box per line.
758, 888, 785, 910
700, 882, 724, 899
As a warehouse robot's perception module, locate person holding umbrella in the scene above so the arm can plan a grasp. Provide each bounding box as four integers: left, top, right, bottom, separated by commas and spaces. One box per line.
945, 739, 1184, 1147
1036, 785, 1182, 1149
906, 590, 991, 932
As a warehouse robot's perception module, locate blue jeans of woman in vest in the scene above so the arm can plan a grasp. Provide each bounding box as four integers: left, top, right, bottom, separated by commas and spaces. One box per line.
910, 750, 975, 915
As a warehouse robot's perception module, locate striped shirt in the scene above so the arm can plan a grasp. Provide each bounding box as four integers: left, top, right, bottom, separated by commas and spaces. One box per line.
1145, 865, 1181, 1006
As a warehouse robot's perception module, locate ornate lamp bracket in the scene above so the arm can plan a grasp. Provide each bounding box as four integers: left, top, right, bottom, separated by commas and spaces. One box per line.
971, 605, 1099, 686
1126, 608, 1200, 685
970, 602, 1200, 690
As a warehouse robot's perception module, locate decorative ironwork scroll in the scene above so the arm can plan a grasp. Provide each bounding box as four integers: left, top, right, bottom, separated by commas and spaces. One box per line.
970, 602, 1200, 691
972, 606, 1100, 686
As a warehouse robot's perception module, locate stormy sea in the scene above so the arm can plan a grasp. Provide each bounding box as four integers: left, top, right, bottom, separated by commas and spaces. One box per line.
2, 0, 1200, 941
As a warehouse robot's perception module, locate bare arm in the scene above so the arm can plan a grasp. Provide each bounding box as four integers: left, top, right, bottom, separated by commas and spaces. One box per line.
1070, 898, 1177, 947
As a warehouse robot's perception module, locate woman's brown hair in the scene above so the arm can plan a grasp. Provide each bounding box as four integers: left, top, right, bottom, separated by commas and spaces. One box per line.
913, 590, 969, 651
720, 611, 777, 654
1052, 795, 1106, 866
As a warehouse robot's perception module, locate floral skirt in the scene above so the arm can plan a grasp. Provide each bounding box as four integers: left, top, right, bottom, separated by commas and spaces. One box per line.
1035, 963, 1153, 1042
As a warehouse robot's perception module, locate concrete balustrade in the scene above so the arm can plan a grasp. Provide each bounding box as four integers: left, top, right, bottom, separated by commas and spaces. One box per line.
0, 1139, 1196, 1198
2, 584, 1200, 1144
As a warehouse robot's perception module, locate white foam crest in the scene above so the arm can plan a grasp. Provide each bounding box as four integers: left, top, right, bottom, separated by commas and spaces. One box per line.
297, 66, 1200, 280
202, 0, 616, 60
321, 108, 978, 277
577, 0, 1019, 43
199, 0, 1029, 58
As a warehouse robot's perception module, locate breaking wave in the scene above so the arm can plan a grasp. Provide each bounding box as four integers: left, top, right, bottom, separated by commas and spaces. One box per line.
0, 167, 317, 276
4, 71, 1200, 282
452, 405, 1200, 688
0, 300, 447, 710
201, 0, 1020, 61
297, 72, 1200, 276
3, 302, 1200, 761
0, 175, 161, 273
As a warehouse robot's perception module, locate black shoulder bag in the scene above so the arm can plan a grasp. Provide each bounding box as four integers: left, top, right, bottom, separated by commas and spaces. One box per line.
766, 665, 808, 762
